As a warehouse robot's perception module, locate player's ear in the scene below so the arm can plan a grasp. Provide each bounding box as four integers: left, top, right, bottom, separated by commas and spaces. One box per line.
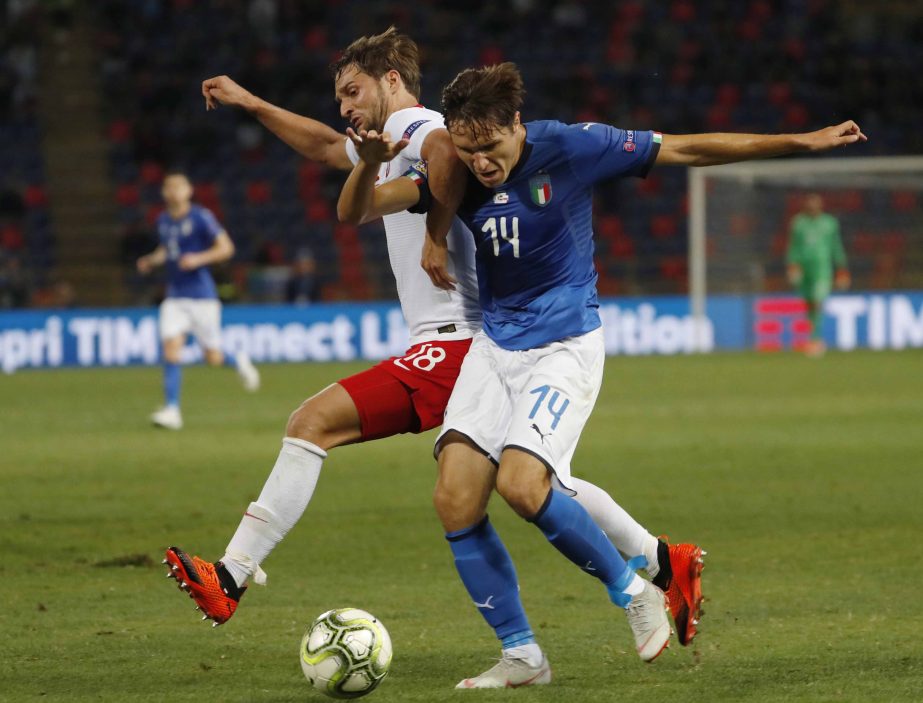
385, 69, 402, 93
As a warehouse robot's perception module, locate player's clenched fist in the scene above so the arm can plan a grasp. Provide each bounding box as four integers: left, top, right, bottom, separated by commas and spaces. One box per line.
803, 121, 868, 152
202, 75, 255, 111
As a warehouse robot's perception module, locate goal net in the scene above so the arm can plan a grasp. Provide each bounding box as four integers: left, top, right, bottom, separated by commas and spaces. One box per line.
688, 156, 923, 348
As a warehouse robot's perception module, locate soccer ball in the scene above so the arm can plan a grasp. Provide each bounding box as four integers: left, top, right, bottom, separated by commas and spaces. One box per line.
300, 608, 393, 699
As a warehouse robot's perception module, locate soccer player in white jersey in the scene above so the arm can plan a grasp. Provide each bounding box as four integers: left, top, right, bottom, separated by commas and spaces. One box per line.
343, 63, 866, 686
137, 171, 259, 430
163, 30, 699, 672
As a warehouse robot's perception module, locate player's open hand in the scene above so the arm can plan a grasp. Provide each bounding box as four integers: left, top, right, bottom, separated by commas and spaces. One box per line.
202, 75, 254, 111
421, 232, 457, 291
803, 121, 867, 152
136, 256, 152, 275
346, 128, 410, 165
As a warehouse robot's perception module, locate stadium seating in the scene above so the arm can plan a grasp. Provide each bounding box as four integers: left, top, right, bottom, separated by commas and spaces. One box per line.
4, 1, 920, 307
0, 4, 51, 306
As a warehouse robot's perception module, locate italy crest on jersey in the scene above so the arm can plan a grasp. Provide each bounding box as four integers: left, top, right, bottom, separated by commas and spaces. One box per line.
529, 172, 552, 207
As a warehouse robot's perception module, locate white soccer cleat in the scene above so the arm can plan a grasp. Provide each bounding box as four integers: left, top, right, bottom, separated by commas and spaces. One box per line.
235, 351, 260, 392
625, 580, 672, 662
150, 405, 183, 430
455, 652, 551, 689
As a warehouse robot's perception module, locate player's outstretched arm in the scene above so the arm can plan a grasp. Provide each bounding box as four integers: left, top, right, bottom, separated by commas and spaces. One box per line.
337, 129, 417, 225
657, 121, 867, 167
137, 245, 167, 274
178, 232, 235, 271
201, 75, 352, 170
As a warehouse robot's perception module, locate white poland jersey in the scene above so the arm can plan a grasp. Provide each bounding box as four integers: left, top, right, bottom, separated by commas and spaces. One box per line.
345, 106, 481, 345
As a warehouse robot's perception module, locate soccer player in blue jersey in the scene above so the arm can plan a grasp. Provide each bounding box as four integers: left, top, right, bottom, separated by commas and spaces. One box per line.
165, 34, 701, 673
137, 171, 259, 430
340, 62, 865, 686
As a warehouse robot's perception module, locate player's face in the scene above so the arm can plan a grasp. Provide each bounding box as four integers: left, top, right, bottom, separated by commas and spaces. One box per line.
335, 65, 389, 133
805, 194, 823, 216
162, 175, 192, 208
449, 116, 525, 187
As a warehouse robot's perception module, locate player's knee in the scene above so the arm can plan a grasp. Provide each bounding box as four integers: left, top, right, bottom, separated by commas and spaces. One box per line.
432, 479, 483, 532
161, 337, 184, 364
285, 399, 335, 448
431, 481, 455, 524
433, 464, 486, 531
432, 478, 466, 520
204, 349, 224, 366
496, 470, 546, 519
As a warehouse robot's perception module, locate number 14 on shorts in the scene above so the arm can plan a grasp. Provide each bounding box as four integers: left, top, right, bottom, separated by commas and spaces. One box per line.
393, 343, 447, 372
528, 384, 570, 430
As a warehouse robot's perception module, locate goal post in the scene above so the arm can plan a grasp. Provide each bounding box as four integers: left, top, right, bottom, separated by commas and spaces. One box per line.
688, 155, 923, 351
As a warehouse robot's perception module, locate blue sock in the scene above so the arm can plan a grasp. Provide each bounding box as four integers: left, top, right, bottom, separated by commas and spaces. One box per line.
446, 516, 535, 647
223, 352, 237, 368
530, 489, 636, 607
163, 362, 181, 407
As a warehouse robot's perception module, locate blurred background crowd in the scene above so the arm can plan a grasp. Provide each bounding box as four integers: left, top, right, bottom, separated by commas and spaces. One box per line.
1, 0, 921, 308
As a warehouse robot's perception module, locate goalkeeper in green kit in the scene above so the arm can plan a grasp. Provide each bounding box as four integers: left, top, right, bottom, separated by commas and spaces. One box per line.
786, 193, 850, 356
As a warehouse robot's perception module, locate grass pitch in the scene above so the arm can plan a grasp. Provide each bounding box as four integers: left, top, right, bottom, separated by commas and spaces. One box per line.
1, 351, 921, 702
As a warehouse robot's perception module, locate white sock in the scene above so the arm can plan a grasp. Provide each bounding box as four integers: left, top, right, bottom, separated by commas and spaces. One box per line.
222, 437, 326, 587
504, 643, 544, 668
624, 572, 645, 597
567, 476, 661, 576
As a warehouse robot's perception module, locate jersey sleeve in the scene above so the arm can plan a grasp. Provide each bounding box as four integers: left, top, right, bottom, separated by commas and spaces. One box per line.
566, 124, 660, 185
198, 207, 225, 244
402, 160, 432, 215
382, 108, 445, 162
396, 118, 442, 161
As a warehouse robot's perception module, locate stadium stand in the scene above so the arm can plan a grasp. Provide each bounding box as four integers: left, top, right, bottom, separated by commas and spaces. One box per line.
0, 1, 50, 307
2, 1, 921, 306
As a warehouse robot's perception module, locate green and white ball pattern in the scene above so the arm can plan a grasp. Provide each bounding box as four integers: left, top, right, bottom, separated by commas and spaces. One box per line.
300, 608, 392, 699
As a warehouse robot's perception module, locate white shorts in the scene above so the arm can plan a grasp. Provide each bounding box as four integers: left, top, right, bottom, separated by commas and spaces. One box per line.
436, 327, 605, 490
159, 298, 223, 350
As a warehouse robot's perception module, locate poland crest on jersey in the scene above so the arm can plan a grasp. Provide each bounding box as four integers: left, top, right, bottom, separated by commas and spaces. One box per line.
529, 172, 552, 207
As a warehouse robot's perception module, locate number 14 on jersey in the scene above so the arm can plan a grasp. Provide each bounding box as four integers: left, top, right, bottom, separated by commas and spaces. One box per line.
482, 216, 520, 258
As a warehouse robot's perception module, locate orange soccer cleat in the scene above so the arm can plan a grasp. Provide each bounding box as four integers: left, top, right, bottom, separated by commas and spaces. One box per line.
653, 538, 706, 646
163, 546, 245, 626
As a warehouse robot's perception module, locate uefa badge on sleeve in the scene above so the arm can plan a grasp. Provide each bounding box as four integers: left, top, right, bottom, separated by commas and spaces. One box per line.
529, 172, 552, 207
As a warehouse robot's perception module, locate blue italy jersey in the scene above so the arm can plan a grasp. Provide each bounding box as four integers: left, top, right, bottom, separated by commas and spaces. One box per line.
455, 120, 660, 350
157, 205, 225, 299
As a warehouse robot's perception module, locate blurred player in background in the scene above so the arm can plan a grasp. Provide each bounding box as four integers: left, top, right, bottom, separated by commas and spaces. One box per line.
163, 29, 702, 683
342, 62, 866, 686
137, 171, 259, 430
786, 193, 850, 357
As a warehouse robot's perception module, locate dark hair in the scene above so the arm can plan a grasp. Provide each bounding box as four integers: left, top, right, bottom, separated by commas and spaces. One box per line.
441, 63, 525, 139
330, 27, 421, 98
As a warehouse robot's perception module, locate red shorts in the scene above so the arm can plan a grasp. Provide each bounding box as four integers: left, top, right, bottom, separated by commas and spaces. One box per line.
338, 338, 472, 440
